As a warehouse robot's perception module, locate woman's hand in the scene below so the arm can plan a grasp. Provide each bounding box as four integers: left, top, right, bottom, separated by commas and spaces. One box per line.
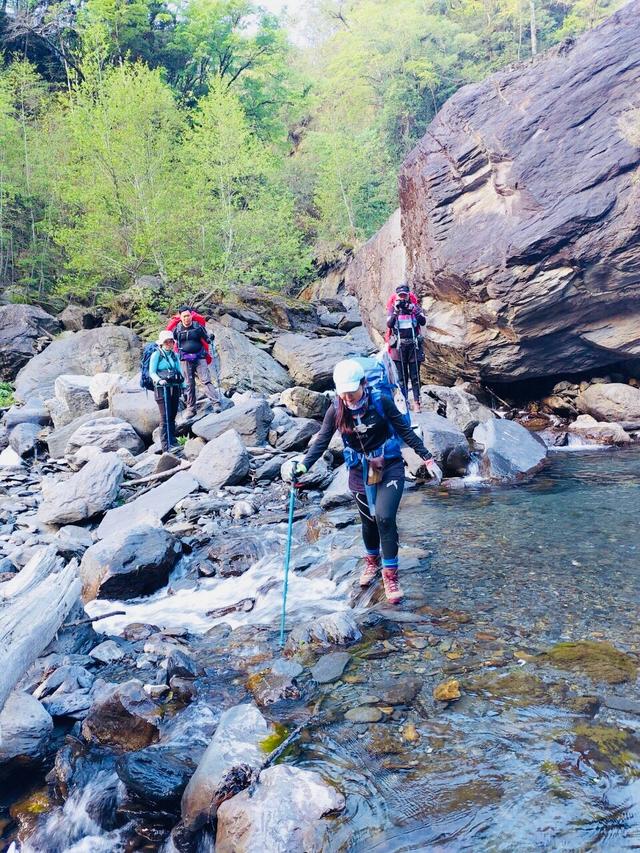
424, 458, 443, 485
282, 459, 307, 483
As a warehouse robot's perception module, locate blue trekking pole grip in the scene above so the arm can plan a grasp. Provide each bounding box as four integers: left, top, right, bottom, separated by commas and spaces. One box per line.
279, 483, 297, 646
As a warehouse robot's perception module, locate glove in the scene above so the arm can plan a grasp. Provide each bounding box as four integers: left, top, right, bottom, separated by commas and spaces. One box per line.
282, 459, 307, 483
156, 379, 167, 386
424, 458, 443, 485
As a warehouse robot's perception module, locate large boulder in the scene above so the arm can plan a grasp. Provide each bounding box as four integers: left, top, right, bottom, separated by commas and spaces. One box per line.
348, 4, 640, 384
344, 208, 406, 349
473, 419, 547, 482
216, 766, 345, 853
272, 334, 370, 390
0, 304, 61, 381
320, 464, 351, 509
210, 322, 293, 395
576, 383, 640, 424
38, 452, 124, 525
14, 325, 141, 402
4, 400, 50, 429
80, 523, 181, 601
421, 385, 495, 433
275, 418, 321, 452
0, 691, 53, 778
192, 398, 273, 445
412, 412, 470, 464
8, 422, 41, 457
280, 387, 330, 420
81, 680, 161, 750
97, 470, 198, 539
110, 389, 159, 440
66, 417, 145, 456
191, 429, 250, 491
58, 304, 102, 331
568, 414, 631, 446
46, 409, 112, 459
53, 375, 97, 419
180, 703, 270, 833
116, 745, 197, 807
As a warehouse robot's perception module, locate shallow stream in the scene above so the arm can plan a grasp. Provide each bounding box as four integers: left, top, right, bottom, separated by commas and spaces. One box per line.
9, 448, 640, 851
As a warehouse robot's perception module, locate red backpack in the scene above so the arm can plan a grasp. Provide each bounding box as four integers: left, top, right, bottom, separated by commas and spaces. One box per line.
166, 311, 212, 364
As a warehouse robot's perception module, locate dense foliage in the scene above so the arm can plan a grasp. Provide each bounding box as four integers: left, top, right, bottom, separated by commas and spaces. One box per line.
0, 0, 626, 309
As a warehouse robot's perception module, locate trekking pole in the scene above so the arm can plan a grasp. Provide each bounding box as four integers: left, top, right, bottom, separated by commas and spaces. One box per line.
162, 384, 172, 450
211, 343, 222, 398
279, 483, 297, 647
410, 323, 422, 403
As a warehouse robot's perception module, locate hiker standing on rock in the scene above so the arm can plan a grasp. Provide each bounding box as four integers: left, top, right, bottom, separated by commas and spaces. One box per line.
171, 306, 220, 417
150, 330, 184, 452
386, 283, 426, 413
283, 359, 442, 604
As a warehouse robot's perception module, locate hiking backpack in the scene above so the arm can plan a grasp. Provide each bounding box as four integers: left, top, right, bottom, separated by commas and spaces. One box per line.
140, 342, 158, 391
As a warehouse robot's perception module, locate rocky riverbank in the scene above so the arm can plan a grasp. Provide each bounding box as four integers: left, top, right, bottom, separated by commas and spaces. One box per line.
1, 291, 640, 850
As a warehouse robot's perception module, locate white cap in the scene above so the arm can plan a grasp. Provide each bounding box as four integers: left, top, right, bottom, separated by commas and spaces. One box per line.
333, 359, 365, 394
157, 330, 174, 345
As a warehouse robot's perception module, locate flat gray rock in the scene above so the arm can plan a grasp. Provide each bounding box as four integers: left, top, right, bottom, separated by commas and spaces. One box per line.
311, 652, 351, 684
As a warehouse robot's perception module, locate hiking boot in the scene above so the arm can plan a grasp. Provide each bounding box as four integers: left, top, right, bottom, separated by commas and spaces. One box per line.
382, 568, 403, 604
359, 554, 380, 587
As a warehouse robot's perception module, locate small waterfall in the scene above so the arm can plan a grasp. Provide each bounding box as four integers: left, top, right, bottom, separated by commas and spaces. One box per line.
11, 772, 129, 853
463, 451, 484, 483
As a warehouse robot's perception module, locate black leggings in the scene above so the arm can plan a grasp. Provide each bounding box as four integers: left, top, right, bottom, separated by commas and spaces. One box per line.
395, 355, 421, 403
155, 384, 181, 450
353, 472, 405, 564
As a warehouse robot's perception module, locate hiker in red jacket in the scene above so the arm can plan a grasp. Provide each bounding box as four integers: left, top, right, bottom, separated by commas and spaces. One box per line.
386, 284, 426, 413
169, 306, 220, 417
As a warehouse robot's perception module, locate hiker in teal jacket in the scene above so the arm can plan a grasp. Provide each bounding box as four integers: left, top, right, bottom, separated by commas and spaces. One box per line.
150, 331, 184, 452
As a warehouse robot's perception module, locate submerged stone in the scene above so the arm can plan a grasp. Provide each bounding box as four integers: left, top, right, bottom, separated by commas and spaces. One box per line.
540, 641, 637, 684
433, 679, 461, 702
345, 706, 383, 723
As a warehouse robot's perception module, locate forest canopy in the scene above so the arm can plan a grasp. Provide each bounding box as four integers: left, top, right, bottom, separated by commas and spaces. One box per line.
0, 0, 626, 311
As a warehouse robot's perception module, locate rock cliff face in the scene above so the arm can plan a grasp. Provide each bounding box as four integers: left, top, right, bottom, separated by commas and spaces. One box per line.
349, 2, 640, 384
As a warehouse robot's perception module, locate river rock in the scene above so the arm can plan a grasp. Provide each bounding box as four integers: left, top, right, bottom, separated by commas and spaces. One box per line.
180, 703, 270, 832
183, 437, 206, 461
421, 385, 494, 433
4, 401, 50, 428
280, 387, 330, 420
46, 409, 112, 458
0, 691, 53, 777
89, 372, 124, 406
39, 452, 124, 525
116, 744, 197, 806
473, 419, 547, 482
192, 398, 273, 446
216, 765, 345, 853
210, 322, 293, 395
14, 325, 140, 402
411, 412, 470, 467
576, 383, 640, 424
287, 611, 362, 650
568, 414, 631, 446
275, 418, 321, 452
54, 374, 97, 418
294, 456, 335, 490
65, 417, 145, 456
109, 389, 160, 440
9, 422, 41, 457
191, 429, 250, 491
272, 333, 367, 390
56, 525, 94, 560
348, 5, 640, 384
81, 679, 161, 750
311, 652, 351, 684
90, 640, 126, 664
254, 455, 286, 482
58, 304, 102, 331
344, 706, 383, 723
320, 464, 351, 509
97, 470, 198, 539
0, 446, 24, 468
34, 664, 95, 718
79, 523, 181, 601
0, 304, 62, 382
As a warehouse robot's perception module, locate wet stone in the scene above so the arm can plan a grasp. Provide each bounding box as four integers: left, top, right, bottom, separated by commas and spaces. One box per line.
602, 695, 640, 715
377, 677, 422, 706
345, 706, 383, 724
540, 640, 637, 684
311, 652, 351, 684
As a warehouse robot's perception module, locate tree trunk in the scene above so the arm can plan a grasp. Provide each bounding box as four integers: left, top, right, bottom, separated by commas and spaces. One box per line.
0, 546, 81, 714
530, 0, 538, 56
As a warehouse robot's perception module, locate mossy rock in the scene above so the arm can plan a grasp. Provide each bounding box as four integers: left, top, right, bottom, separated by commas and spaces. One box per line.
540, 641, 637, 684
466, 669, 554, 707
574, 723, 640, 778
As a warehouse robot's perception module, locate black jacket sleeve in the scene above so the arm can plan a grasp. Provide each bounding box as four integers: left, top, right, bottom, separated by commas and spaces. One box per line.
302, 405, 337, 470
416, 311, 426, 327
196, 322, 211, 344
381, 395, 433, 460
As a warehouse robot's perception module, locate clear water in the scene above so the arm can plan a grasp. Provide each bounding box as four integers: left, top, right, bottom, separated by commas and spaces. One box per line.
13, 448, 640, 852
